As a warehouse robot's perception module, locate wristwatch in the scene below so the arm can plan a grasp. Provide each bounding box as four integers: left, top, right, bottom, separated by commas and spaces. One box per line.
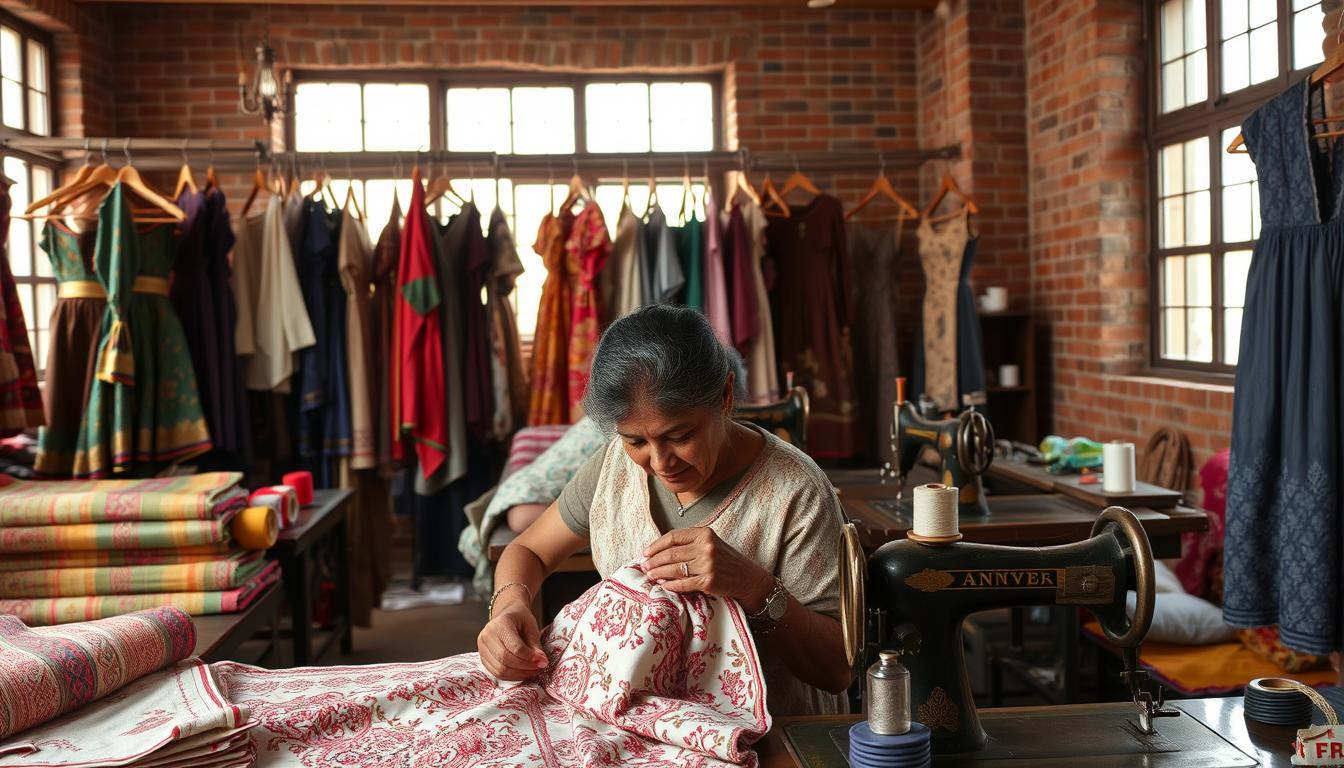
747, 578, 789, 636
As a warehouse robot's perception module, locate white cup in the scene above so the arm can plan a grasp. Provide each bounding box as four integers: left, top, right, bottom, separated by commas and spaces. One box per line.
982, 286, 1008, 312
998, 364, 1020, 388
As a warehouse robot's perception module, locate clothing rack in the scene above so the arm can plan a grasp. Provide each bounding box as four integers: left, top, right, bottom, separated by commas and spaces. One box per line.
0, 136, 961, 177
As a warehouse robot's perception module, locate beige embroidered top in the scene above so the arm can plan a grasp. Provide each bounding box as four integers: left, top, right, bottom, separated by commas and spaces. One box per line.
917, 210, 971, 412
586, 424, 847, 716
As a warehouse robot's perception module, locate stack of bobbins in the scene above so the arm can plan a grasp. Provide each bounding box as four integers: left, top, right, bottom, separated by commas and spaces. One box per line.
907, 483, 962, 546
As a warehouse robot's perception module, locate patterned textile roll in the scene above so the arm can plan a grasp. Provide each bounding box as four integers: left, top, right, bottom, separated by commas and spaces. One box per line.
0, 472, 245, 527
0, 561, 280, 626
0, 513, 240, 553
247, 485, 298, 528
0, 543, 233, 572
0, 551, 265, 598
0, 605, 196, 740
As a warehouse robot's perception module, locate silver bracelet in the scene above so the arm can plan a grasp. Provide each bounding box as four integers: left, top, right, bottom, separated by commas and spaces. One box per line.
488, 582, 533, 621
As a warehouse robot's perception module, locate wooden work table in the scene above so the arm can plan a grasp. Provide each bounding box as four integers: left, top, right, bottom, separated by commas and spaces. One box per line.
757, 697, 1309, 767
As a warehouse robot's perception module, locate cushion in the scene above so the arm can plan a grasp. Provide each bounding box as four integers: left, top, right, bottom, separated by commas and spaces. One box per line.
1125, 591, 1238, 645
1153, 559, 1184, 594
1237, 625, 1330, 673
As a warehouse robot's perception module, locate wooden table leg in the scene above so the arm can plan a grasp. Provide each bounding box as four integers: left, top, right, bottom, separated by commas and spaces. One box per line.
285, 552, 313, 666
336, 509, 353, 655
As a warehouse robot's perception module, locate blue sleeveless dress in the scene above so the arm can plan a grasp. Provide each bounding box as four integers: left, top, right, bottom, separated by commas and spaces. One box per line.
1223, 76, 1344, 654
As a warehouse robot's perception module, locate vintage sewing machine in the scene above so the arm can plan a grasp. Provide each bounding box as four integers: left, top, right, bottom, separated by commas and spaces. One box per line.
839, 506, 1178, 756
884, 377, 995, 517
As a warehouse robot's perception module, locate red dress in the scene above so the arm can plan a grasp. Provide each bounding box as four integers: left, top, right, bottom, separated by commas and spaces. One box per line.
565, 204, 611, 413
393, 169, 448, 479
0, 187, 44, 437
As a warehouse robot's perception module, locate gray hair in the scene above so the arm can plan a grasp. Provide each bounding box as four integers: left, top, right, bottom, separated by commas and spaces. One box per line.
583, 304, 743, 431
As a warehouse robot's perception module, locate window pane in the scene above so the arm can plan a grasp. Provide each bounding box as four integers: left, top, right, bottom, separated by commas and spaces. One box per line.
1163, 307, 1187, 359
35, 282, 53, 333
1, 78, 21, 130
1223, 183, 1254, 242
446, 88, 512, 153
1295, 5, 1325, 68
1186, 190, 1211, 245
1248, 0, 1275, 27
1187, 307, 1214, 362
1160, 142, 1185, 196
15, 284, 31, 337
511, 87, 574, 155
1186, 0, 1207, 50
586, 83, 650, 153
1163, 0, 1186, 61
1185, 137, 1210, 190
1163, 256, 1186, 307
651, 82, 715, 152
1162, 196, 1187, 248
1162, 61, 1187, 113
25, 40, 44, 92
363, 178, 417, 231
1186, 253, 1212, 306
1224, 308, 1243, 364
1222, 34, 1250, 94
362, 84, 429, 152
1186, 50, 1208, 105
0, 27, 19, 81
26, 89, 46, 136
1249, 23, 1279, 85
1221, 126, 1256, 184
293, 83, 363, 151
1224, 249, 1252, 307
1221, 0, 1247, 38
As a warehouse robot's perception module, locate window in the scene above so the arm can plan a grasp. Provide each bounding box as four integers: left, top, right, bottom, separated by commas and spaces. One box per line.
289, 73, 719, 336
0, 12, 54, 374
1149, 0, 1322, 372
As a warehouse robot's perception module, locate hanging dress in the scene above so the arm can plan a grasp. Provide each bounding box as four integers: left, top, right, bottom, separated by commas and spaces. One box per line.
171, 187, 247, 464
338, 204, 375, 470
34, 221, 101, 477
373, 199, 402, 478
599, 204, 645, 323
702, 193, 732, 346
0, 188, 42, 439
566, 204, 611, 415
486, 206, 528, 441
766, 195, 857, 458
419, 207, 470, 494
911, 211, 987, 412
1224, 77, 1344, 655
739, 200, 779, 404
72, 184, 211, 477
461, 205, 494, 443
680, 214, 704, 312
847, 222, 903, 463
527, 210, 573, 426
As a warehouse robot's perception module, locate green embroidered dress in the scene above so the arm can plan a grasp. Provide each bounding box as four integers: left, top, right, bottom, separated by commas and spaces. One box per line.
72, 184, 212, 477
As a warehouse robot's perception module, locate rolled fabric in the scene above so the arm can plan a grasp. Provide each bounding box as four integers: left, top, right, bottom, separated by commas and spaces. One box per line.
230, 506, 279, 551
281, 471, 314, 506
0, 606, 196, 740
248, 485, 299, 528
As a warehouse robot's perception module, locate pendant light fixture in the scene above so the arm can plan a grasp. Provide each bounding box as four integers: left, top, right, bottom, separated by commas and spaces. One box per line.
238, 11, 288, 124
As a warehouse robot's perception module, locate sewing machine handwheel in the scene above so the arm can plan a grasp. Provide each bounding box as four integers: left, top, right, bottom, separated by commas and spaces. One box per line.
956, 410, 995, 475
1090, 506, 1155, 648
838, 522, 866, 668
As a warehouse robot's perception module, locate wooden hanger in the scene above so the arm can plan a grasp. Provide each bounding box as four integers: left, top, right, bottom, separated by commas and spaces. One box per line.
923, 173, 978, 221
559, 170, 590, 212
25, 141, 102, 215
760, 173, 791, 218
1229, 47, 1344, 153
113, 163, 186, 223
731, 169, 760, 207
778, 161, 821, 202
341, 160, 364, 220
241, 167, 269, 218
172, 141, 197, 198
424, 161, 466, 210
847, 163, 920, 222
619, 161, 633, 213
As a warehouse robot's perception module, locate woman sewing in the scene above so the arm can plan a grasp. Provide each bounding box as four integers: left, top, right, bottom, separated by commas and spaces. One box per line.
478, 304, 852, 716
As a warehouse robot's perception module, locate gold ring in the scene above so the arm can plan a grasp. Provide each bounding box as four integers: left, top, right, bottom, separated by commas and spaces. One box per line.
681, 561, 690, 578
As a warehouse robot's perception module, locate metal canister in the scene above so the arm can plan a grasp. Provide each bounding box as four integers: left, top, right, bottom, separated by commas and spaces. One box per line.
866, 650, 911, 735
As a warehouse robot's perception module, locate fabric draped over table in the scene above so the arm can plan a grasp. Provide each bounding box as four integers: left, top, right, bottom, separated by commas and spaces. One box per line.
212, 562, 770, 767
1224, 77, 1344, 655
0, 606, 196, 741
72, 183, 212, 478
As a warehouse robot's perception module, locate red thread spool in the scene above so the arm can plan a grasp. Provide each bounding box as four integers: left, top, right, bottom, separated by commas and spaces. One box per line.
282, 471, 315, 506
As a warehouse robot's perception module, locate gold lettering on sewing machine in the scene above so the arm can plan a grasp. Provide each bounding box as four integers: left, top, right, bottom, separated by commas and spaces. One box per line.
902, 567, 1114, 603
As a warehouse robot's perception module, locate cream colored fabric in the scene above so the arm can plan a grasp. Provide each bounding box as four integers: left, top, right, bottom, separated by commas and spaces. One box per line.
740, 201, 780, 404
240, 195, 315, 394
586, 425, 846, 716
338, 205, 376, 470
916, 211, 970, 412
601, 204, 644, 322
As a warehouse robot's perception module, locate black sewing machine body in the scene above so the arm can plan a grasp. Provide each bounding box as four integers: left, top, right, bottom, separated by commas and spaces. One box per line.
841, 508, 1161, 756
893, 400, 995, 517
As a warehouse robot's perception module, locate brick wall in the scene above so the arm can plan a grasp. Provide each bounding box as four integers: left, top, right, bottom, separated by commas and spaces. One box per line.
1023, 0, 1234, 475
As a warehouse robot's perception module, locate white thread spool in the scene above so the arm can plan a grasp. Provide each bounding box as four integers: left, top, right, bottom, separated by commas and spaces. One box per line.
910, 483, 961, 545
1103, 441, 1137, 493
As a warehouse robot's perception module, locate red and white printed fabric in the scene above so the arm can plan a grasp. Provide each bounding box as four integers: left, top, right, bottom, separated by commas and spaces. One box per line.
214, 562, 771, 767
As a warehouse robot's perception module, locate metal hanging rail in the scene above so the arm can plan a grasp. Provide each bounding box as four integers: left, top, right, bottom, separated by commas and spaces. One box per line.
0, 136, 961, 177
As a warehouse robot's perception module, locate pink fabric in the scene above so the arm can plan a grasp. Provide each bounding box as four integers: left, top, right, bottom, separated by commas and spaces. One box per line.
213, 562, 770, 766
503, 425, 571, 478
1175, 447, 1230, 598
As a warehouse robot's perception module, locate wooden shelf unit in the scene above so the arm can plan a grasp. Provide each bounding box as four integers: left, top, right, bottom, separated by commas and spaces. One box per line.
979, 310, 1042, 444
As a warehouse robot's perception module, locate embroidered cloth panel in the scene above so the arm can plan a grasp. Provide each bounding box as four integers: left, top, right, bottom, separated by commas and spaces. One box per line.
0, 474, 245, 527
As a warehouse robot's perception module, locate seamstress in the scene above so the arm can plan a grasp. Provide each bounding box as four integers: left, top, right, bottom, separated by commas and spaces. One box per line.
479, 304, 851, 715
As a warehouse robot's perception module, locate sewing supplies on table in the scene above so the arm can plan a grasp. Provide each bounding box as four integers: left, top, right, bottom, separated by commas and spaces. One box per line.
281, 470, 315, 506
1102, 441, 1137, 494
908, 482, 961, 544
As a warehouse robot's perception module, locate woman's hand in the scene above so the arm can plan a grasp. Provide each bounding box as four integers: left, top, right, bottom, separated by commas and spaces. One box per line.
477, 604, 549, 681
642, 527, 775, 610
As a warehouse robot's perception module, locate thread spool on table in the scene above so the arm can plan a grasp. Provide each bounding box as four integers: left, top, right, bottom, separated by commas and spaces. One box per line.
1102, 441, 1136, 493
907, 482, 962, 546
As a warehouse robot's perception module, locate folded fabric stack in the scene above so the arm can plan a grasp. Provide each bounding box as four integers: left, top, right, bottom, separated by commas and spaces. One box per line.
0, 472, 280, 625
